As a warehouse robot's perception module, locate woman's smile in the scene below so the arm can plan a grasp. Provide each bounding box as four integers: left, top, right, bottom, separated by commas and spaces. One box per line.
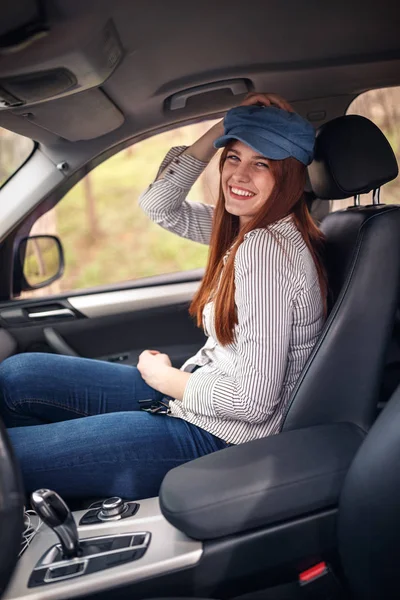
228, 185, 256, 200
221, 141, 275, 226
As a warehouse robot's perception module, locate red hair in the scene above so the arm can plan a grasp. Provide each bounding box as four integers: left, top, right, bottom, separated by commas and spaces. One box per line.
189, 145, 327, 345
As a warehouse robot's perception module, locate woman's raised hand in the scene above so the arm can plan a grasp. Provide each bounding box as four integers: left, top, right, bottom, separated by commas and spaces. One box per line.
240, 92, 295, 113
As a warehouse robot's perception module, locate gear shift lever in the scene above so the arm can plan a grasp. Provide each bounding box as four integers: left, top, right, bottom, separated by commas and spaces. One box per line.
31, 489, 80, 559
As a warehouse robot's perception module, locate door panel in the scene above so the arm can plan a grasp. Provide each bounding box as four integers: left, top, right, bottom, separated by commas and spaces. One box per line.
68, 281, 199, 319
0, 279, 206, 369
0, 328, 17, 361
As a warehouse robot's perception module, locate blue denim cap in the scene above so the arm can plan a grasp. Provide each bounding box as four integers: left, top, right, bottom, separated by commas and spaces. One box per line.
214, 105, 315, 166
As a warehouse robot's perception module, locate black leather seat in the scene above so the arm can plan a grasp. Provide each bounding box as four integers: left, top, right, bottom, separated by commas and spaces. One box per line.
282, 114, 400, 434
338, 382, 400, 600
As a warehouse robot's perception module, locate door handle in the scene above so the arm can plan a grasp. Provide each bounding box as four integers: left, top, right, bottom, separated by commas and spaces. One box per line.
28, 308, 75, 320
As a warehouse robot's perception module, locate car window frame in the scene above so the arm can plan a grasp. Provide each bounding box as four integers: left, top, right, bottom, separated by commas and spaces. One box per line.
9, 118, 220, 300
0, 138, 38, 191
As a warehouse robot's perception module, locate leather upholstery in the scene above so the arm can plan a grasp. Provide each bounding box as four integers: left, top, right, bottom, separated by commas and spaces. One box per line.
338, 384, 400, 600
282, 205, 400, 433
159, 423, 364, 540
308, 115, 398, 199
283, 114, 400, 433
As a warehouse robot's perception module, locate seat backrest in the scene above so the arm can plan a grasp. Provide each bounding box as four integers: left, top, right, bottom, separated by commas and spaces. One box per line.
338, 383, 400, 600
282, 115, 399, 434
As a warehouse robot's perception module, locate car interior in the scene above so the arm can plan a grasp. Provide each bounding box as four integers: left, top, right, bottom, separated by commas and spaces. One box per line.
1, 1, 400, 599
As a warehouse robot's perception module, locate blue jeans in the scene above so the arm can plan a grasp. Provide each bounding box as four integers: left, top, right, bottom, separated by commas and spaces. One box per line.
0, 353, 228, 500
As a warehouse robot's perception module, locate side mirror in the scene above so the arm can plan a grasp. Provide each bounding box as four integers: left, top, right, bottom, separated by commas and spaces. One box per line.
14, 235, 64, 292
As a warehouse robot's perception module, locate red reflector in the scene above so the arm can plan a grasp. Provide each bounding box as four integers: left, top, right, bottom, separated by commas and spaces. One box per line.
299, 562, 327, 583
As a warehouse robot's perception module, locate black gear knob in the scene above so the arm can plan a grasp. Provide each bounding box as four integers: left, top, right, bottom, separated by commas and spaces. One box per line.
31, 489, 80, 558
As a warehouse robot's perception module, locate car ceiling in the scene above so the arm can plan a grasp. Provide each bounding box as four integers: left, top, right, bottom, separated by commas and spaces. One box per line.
0, 0, 399, 160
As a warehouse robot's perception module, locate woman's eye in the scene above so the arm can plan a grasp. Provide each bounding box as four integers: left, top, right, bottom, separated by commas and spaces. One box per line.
227, 154, 239, 161
256, 162, 269, 169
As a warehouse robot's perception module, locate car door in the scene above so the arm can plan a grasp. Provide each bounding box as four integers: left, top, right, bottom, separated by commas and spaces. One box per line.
0, 121, 219, 369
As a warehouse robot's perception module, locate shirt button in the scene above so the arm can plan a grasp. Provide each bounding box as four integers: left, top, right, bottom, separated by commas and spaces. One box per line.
169, 169, 174, 175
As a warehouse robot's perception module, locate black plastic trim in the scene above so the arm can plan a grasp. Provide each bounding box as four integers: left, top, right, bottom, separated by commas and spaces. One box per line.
73, 509, 337, 600
0, 268, 204, 310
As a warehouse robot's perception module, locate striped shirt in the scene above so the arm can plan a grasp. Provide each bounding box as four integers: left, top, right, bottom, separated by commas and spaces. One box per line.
139, 147, 324, 445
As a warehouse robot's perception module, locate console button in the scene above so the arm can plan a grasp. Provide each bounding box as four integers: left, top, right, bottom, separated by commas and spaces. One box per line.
111, 536, 133, 551
46, 562, 85, 580
98, 496, 128, 520
79, 534, 132, 556
105, 549, 137, 567
132, 534, 146, 546
79, 501, 139, 525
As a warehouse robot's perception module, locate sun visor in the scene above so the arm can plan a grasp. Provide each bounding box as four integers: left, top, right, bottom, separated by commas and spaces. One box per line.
11, 89, 124, 141
0, 19, 124, 110
0, 1, 47, 53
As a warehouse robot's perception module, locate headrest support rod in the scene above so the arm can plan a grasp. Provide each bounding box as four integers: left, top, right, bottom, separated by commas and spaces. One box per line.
372, 188, 381, 205
354, 194, 360, 207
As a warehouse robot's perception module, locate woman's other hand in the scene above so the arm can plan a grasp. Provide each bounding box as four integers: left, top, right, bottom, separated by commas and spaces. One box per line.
137, 349, 190, 400
137, 350, 172, 387
240, 92, 295, 112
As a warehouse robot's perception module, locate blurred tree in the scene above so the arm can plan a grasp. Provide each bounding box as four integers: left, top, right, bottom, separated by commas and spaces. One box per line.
83, 172, 100, 239
0, 128, 33, 186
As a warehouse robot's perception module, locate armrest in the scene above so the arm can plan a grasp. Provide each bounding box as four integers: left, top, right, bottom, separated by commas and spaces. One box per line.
159, 423, 365, 540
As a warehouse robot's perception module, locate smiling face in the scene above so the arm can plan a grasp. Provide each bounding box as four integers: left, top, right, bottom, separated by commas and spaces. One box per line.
221, 140, 276, 227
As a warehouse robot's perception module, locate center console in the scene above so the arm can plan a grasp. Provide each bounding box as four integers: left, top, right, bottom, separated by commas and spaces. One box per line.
4, 496, 202, 600
4, 422, 365, 600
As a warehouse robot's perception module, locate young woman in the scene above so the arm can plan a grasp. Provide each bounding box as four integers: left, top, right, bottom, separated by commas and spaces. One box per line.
0, 93, 326, 500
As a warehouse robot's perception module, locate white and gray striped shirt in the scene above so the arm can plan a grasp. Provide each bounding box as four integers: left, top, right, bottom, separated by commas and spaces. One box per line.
139, 147, 324, 445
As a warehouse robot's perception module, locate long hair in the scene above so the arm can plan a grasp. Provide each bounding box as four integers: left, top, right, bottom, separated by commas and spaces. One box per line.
189, 144, 327, 346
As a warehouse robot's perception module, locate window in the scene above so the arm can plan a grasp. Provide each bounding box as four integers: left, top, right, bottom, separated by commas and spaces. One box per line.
22, 120, 221, 299
0, 129, 34, 188
333, 86, 400, 211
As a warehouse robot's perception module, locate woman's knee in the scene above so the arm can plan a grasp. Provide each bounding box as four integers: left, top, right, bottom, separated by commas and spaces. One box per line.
0, 353, 52, 401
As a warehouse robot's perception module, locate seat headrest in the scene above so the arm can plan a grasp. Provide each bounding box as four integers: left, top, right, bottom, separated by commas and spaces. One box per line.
308, 115, 398, 200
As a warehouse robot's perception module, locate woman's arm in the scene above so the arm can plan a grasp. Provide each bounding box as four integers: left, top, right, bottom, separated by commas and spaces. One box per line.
155, 120, 224, 182
137, 350, 190, 400
138, 120, 225, 246
181, 120, 225, 162
139, 121, 223, 244
139, 152, 214, 244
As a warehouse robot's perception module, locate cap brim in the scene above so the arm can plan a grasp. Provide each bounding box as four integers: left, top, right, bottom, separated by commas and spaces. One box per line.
213, 132, 291, 160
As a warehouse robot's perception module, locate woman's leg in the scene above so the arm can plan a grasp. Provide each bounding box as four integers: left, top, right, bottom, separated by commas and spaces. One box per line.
0, 353, 163, 428
7, 411, 227, 500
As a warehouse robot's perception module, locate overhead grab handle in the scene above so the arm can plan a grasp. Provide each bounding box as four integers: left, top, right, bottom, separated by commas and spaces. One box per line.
167, 79, 250, 111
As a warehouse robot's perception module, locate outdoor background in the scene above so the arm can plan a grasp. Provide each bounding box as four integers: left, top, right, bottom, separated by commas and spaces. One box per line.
0, 86, 399, 299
